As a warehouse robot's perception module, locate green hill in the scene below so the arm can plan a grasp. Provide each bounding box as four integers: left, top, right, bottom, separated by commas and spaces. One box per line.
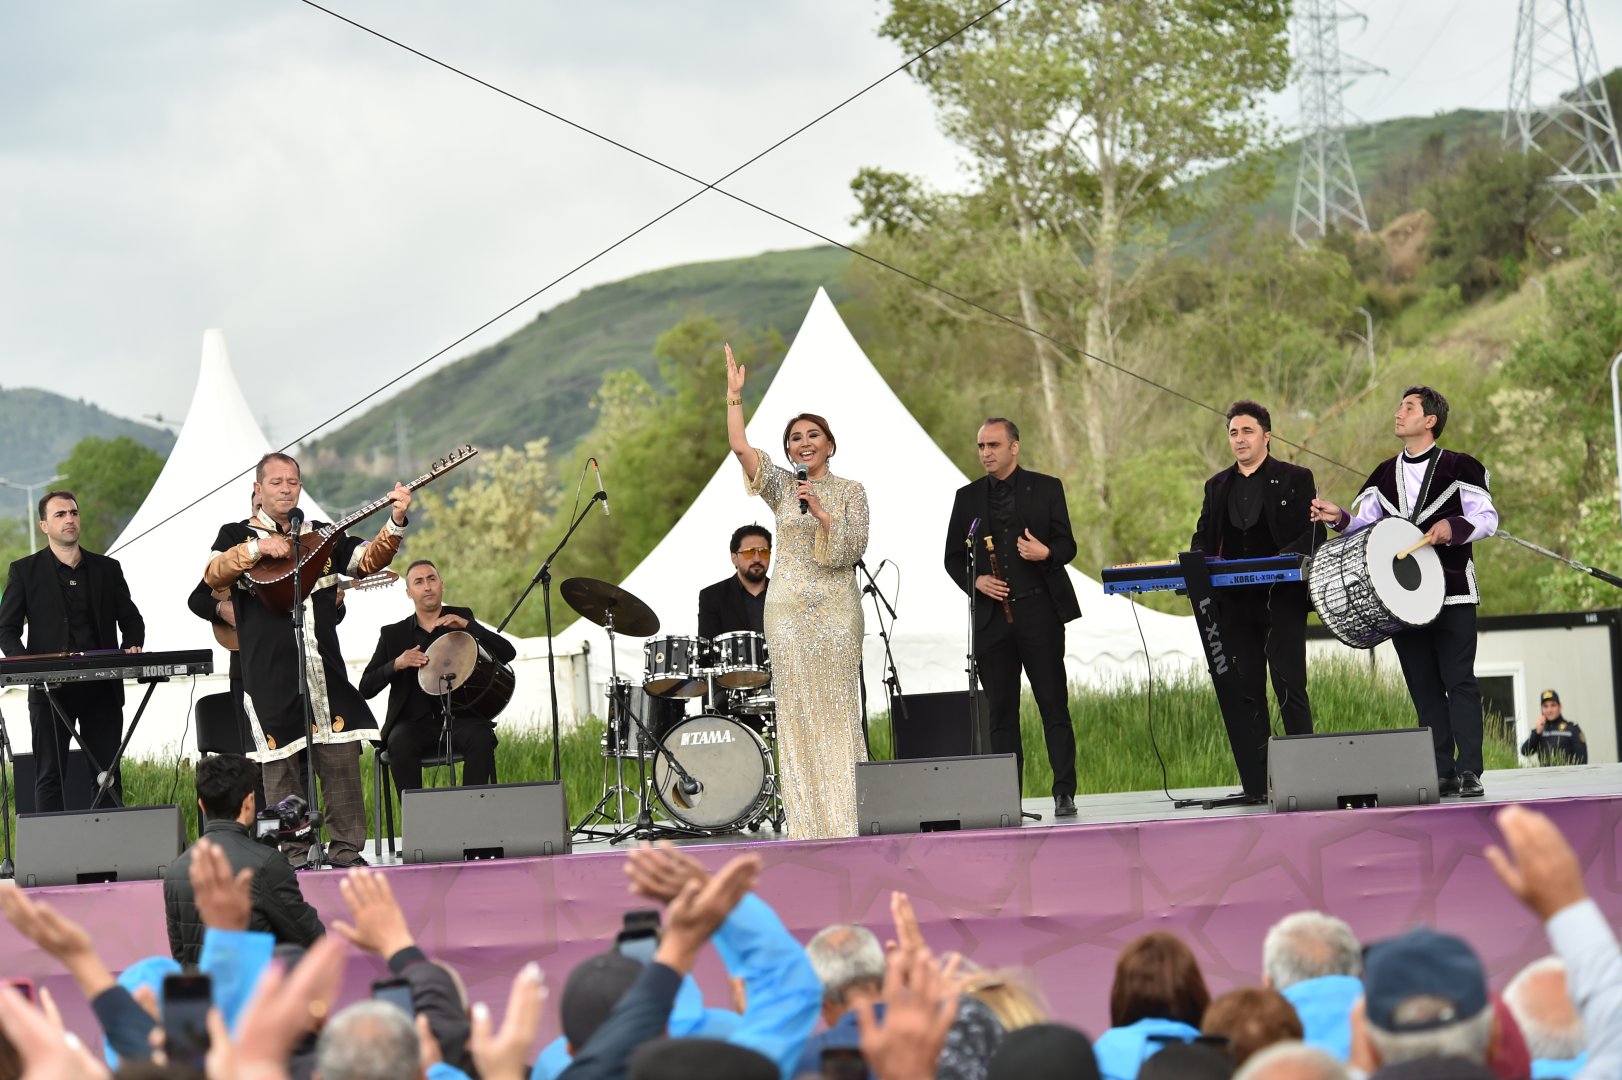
0, 388, 173, 517
302, 246, 853, 506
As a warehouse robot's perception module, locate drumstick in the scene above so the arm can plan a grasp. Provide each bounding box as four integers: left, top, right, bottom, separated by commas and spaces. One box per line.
1396, 537, 1434, 560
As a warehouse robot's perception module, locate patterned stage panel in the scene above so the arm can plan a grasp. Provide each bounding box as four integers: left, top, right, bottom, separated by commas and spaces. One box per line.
7, 788, 1622, 1045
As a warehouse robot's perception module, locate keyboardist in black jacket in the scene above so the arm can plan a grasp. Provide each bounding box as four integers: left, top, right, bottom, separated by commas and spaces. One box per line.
1190, 402, 1324, 797
359, 559, 515, 792
0, 490, 145, 810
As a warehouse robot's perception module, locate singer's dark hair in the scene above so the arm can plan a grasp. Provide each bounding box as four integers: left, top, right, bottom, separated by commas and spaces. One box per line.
730, 525, 772, 553
782, 413, 836, 461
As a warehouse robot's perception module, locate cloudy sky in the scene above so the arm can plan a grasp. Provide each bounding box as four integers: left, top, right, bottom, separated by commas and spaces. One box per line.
1, 1, 1617, 446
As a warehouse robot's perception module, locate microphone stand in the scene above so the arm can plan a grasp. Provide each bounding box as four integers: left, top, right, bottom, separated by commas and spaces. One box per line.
437, 672, 457, 785
498, 489, 605, 784
963, 521, 983, 756
857, 559, 905, 759
287, 520, 325, 870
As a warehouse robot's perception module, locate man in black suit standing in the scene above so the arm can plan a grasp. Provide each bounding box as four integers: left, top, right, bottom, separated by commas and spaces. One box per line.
359, 559, 516, 792
697, 524, 771, 639
1190, 400, 1322, 798
944, 419, 1082, 817
0, 490, 145, 810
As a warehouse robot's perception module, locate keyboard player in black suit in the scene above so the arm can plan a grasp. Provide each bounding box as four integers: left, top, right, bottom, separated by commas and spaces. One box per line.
1190, 401, 1323, 799
0, 490, 145, 810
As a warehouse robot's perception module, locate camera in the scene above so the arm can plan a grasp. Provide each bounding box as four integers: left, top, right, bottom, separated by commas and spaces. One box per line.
255, 794, 324, 846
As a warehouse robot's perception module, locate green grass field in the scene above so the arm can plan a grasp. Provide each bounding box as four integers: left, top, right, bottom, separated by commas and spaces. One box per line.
4, 658, 1521, 845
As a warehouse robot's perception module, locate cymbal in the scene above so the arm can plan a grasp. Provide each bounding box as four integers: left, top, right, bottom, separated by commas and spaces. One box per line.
560, 577, 660, 637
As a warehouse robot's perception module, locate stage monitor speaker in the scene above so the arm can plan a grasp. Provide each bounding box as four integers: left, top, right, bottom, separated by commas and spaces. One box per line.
856, 754, 1019, 834
1268, 728, 1440, 812
890, 690, 989, 759
17, 804, 185, 887
12, 750, 97, 814
401, 781, 570, 863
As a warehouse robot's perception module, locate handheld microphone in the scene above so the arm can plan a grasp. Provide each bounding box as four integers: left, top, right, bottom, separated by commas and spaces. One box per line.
591, 458, 611, 517
795, 464, 809, 514
286, 507, 304, 532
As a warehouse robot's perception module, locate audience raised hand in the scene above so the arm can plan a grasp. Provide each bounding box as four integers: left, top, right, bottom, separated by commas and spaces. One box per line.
188, 838, 255, 933
856, 944, 960, 1080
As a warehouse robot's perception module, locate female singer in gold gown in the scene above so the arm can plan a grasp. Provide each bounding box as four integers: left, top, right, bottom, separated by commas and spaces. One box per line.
726, 346, 869, 840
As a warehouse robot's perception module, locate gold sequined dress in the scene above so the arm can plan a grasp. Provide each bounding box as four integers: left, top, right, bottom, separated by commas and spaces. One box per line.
746, 449, 869, 840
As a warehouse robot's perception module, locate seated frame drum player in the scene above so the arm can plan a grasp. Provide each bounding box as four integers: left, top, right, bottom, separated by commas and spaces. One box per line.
1311, 386, 1498, 798
360, 559, 516, 792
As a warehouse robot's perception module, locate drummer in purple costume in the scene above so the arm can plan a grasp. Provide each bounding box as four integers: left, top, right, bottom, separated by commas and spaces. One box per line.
359, 559, 516, 793
1310, 386, 1498, 797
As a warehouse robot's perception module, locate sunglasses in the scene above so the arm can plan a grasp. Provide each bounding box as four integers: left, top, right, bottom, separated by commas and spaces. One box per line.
737, 548, 771, 559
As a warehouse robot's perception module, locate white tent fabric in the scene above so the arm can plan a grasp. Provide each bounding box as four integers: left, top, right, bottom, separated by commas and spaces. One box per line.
553, 289, 1202, 715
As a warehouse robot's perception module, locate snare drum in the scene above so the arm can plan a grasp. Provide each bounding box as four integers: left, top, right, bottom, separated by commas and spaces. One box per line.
1307, 517, 1445, 649
643, 636, 709, 698
712, 630, 770, 689
726, 687, 776, 736
654, 713, 772, 833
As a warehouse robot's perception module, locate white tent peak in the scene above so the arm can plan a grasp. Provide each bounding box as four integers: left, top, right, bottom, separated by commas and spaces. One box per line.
555, 289, 1199, 701
109, 330, 365, 661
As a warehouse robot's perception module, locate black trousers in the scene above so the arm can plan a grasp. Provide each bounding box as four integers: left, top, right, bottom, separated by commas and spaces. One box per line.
28, 684, 123, 811
1220, 584, 1314, 796
1392, 603, 1483, 778
976, 594, 1077, 798
386, 717, 498, 792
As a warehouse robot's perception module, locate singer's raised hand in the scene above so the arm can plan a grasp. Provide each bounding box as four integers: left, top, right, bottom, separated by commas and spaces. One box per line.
726, 343, 746, 396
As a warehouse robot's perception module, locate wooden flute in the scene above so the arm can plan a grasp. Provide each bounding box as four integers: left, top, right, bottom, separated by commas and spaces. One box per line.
983, 536, 1014, 624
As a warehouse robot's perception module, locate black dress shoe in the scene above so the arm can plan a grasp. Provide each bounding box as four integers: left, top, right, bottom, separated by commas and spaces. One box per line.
1457, 771, 1484, 798
1438, 774, 1461, 797
1054, 795, 1078, 817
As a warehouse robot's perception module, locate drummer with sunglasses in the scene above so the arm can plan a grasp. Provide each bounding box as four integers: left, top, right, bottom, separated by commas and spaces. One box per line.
359, 558, 516, 793
1310, 386, 1498, 798
698, 525, 772, 640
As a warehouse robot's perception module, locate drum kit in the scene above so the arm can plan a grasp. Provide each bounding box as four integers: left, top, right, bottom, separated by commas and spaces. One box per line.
563, 578, 784, 842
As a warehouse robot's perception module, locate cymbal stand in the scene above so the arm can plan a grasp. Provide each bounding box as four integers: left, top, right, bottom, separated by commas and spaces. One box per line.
603, 629, 707, 846
572, 614, 640, 839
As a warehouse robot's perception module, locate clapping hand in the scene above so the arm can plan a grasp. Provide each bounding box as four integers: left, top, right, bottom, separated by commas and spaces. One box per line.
855, 944, 959, 1080
1485, 805, 1588, 921
470, 962, 546, 1080
332, 868, 416, 959
189, 836, 254, 932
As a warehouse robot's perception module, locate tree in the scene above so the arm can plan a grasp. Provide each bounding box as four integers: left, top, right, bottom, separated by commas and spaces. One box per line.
1424, 142, 1552, 300
53, 436, 165, 551
405, 440, 557, 638
858, 0, 1290, 498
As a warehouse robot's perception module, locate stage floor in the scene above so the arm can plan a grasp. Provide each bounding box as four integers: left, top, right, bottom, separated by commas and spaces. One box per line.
8, 763, 1622, 1050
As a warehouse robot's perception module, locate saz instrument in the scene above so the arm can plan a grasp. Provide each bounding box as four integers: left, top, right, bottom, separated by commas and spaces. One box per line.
245, 445, 478, 614
212, 571, 399, 650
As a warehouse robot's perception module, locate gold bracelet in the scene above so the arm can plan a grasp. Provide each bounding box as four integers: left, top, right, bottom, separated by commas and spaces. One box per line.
726, 397, 742, 407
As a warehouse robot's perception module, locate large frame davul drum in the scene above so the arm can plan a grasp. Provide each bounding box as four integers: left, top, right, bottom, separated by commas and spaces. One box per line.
653, 713, 772, 832
1307, 517, 1444, 649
